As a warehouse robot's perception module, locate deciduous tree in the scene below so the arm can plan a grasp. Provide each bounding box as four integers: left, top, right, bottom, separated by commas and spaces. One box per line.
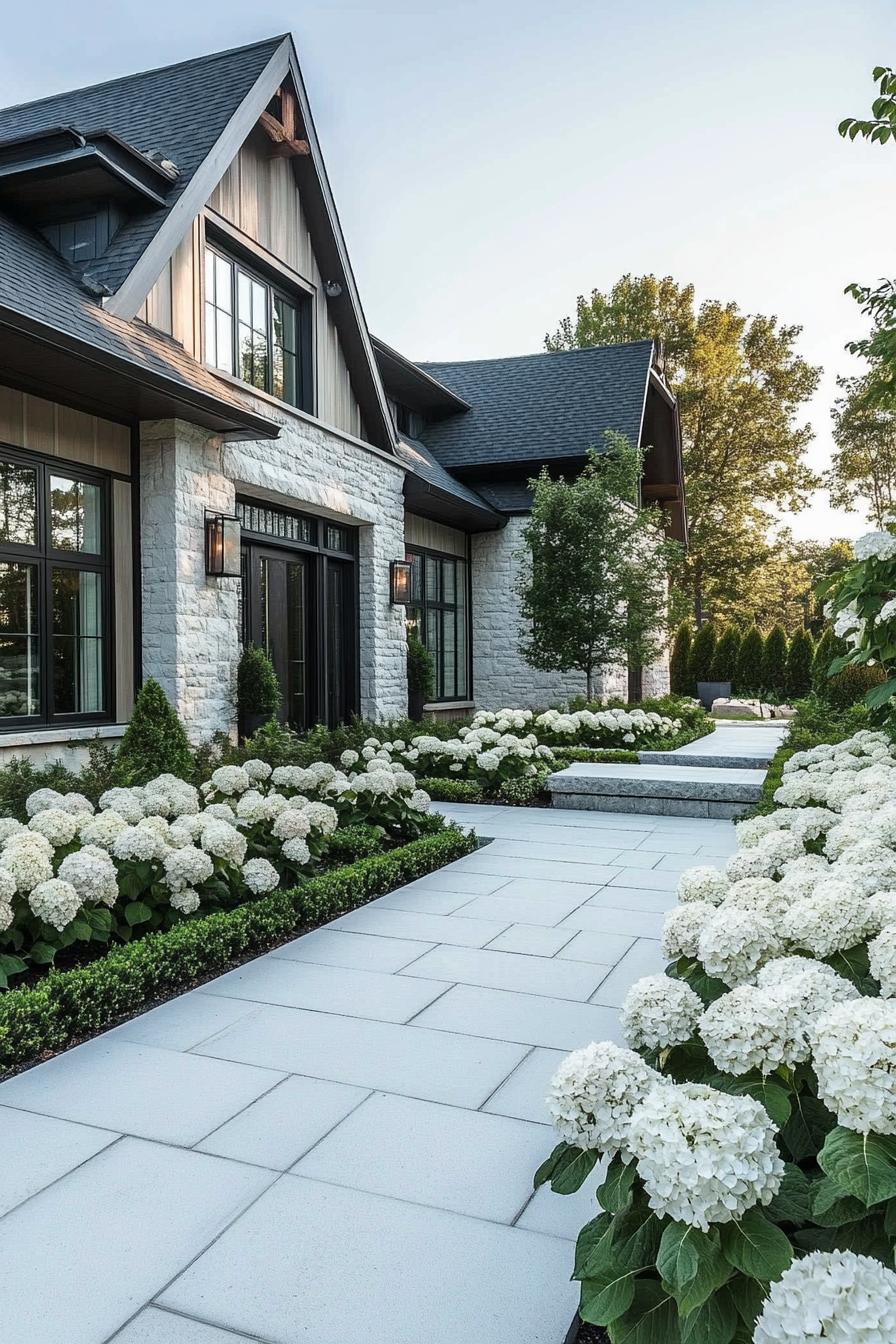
829, 373, 896, 525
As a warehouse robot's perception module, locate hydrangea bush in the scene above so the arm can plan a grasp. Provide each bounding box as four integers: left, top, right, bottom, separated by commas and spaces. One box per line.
0, 755, 431, 984
338, 729, 554, 787
536, 725, 896, 1340
822, 520, 896, 712
472, 704, 684, 749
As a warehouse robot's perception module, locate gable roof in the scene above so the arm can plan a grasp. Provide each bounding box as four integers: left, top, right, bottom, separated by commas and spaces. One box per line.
0, 36, 397, 452
395, 435, 501, 531
418, 340, 656, 470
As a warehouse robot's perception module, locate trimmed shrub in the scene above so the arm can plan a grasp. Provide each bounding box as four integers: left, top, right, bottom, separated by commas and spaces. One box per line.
760, 623, 789, 696
236, 643, 281, 721
820, 661, 887, 710
495, 775, 547, 806
407, 633, 435, 702
785, 627, 815, 700
688, 621, 717, 686
0, 826, 476, 1073
114, 679, 193, 785
710, 625, 741, 684
669, 622, 692, 695
736, 624, 765, 694
416, 778, 485, 804
552, 747, 640, 765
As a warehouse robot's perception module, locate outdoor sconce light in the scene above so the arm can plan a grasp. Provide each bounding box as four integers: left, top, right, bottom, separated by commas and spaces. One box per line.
205, 512, 242, 577
390, 558, 412, 605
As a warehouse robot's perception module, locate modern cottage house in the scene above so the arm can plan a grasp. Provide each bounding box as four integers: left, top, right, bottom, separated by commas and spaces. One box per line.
0, 34, 685, 762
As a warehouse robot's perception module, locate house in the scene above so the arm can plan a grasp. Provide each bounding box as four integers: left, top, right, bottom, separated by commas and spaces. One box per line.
0, 34, 685, 764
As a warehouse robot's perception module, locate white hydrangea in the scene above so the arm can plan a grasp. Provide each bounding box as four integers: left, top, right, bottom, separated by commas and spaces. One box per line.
621, 975, 703, 1051
243, 758, 273, 782
28, 877, 82, 930
209, 765, 251, 796
699, 985, 797, 1075
546, 1041, 661, 1155
98, 787, 146, 824
163, 845, 213, 893
0, 818, 24, 843
78, 810, 127, 851
697, 906, 782, 986
303, 801, 338, 835
788, 806, 839, 841
25, 787, 65, 816
113, 826, 167, 863
58, 848, 118, 908
726, 831, 803, 882
281, 836, 311, 866
340, 749, 359, 767
0, 867, 15, 904
676, 866, 729, 906
735, 813, 784, 848
660, 901, 714, 962
408, 789, 431, 812
27, 807, 79, 846
627, 1082, 784, 1230
201, 802, 236, 822
170, 888, 201, 915
0, 843, 53, 892
754, 1251, 896, 1344
854, 529, 896, 560
57, 792, 95, 816
198, 818, 246, 865
869, 926, 896, 996
721, 877, 788, 919
782, 880, 873, 958
272, 808, 312, 841
241, 858, 279, 894
812, 998, 896, 1135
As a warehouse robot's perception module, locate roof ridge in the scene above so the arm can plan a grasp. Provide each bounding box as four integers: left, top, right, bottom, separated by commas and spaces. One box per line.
0, 34, 288, 117
418, 339, 655, 368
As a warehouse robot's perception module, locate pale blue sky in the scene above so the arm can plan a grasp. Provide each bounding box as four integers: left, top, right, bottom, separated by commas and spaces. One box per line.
1, 0, 893, 540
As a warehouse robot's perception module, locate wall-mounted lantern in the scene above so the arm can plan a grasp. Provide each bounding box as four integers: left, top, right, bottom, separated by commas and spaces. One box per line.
205, 512, 242, 577
390, 558, 412, 605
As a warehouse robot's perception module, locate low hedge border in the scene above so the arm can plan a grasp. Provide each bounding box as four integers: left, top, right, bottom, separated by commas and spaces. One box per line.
0, 824, 476, 1075
418, 774, 550, 808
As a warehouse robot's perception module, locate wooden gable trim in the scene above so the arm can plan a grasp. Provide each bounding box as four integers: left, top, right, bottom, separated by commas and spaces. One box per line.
259, 86, 311, 157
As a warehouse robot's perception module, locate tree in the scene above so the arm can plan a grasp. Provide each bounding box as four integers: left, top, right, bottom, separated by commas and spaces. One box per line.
761, 625, 789, 696
115, 678, 193, 785
688, 621, 717, 686
737, 625, 765, 695
829, 373, 896, 525
517, 435, 677, 699
786, 627, 815, 700
711, 626, 742, 685
547, 276, 821, 620
669, 622, 692, 695
812, 626, 846, 690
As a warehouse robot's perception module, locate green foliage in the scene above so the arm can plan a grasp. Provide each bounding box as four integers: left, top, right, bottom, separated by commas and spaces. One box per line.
822, 662, 887, 711
495, 774, 547, 806
0, 827, 476, 1072
710, 626, 741, 684
236, 643, 281, 719
760, 624, 789, 696
518, 435, 677, 699
320, 823, 385, 866
812, 627, 841, 689
688, 621, 717, 685
785, 627, 815, 700
0, 740, 119, 824
416, 777, 485, 804
115, 679, 193, 785
829, 372, 896, 525
669, 621, 693, 695
552, 747, 640, 765
406, 632, 435, 699
736, 625, 765, 695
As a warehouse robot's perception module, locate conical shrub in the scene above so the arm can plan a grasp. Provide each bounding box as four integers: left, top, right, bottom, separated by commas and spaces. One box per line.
737, 625, 765, 696
669, 622, 693, 695
761, 624, 789, 697
710, 626, 742, 686
688, 621, 717, 686
115, 678, 193, 785
785, 627, 815, 701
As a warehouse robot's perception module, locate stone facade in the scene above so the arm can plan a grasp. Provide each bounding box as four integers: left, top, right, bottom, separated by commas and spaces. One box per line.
139, 404, 408, 741
470, 515, 668, 710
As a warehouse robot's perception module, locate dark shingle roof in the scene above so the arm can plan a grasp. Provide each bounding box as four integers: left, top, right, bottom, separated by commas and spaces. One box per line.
0, 36, 285, 295
396, 435, 499, 521
418, 340, 655, 469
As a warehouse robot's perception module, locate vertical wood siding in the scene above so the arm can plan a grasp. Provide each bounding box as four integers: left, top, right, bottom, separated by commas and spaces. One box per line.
0, 387, 131, 474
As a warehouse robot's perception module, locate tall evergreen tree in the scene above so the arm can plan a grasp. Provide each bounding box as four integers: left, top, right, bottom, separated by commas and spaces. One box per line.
786, 628, 815, 700
761, 625, 790, 696
669, 622, 693, 695
689, 622, 717, 685
711, 626, 742, 685
115, 678, 193, 785
737, 625, 765, 695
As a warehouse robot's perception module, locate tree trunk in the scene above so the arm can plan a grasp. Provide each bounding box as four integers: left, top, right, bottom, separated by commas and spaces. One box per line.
586, 668, 594, 702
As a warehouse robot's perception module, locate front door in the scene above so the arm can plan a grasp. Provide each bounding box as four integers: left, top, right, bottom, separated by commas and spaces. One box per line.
244, 546, 311, 730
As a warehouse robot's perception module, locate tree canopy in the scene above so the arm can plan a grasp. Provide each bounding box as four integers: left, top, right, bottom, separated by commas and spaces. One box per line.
546, 274, 821, 621
829, 372, 896, 526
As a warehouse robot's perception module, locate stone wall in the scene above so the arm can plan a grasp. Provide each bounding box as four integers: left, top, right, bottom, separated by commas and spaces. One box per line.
470, 515, 669, 710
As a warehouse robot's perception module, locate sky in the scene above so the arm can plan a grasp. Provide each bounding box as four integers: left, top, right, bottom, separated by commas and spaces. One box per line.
1, 0, 893, 542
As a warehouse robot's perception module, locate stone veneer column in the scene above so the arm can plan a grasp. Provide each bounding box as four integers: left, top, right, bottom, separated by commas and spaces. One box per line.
139, 419, 238, 741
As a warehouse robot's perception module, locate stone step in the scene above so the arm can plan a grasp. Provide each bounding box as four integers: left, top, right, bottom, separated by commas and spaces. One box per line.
546, 762, 765, 820
638, 751, 769, 770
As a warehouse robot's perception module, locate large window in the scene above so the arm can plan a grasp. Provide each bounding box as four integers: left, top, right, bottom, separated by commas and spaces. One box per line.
0, 450, 110, 728
406, 547, 470, 702
204, 244, 311, 411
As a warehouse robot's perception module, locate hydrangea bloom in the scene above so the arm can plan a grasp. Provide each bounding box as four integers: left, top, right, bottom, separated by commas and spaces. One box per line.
303, 802, 338, 835
699, 985, 797, 1075
621, 975, 703, 1051
754, 1251, 896, 1344
163, 845, 213, 893
0, 843, 53, 892
77, 810, 128, 852
272, 808, 312, 841
281, 837, 311, 866
57, 791, 94, 816
58, 848, 119, 908
676, 866, 728, 906
25, 787, 65, 816
697, 906, 782, 986
243, 758, 273, 781
812, 998, 896, 1134
198, 818, 246, 865
0, 818, 24, 843
781, 881, 873, 958
721, 877, 788, 919
870, 926, 896, 996
209, 765, 251, 796
28, 878, 82, 930
27, 808, 79, 846
113, 826, 167, 863
241, 858, 279, 894
661, 902, 715, 961
170, 888, 201, 915
547, 1041, 660, 1155
98, 787, 146, 824
627, 1082, 784, 1229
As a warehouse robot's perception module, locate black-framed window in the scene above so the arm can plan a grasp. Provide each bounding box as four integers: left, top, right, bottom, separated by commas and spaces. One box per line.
406, 546, 470, 702
204, 244, 312, 411
0, 447, 112, 729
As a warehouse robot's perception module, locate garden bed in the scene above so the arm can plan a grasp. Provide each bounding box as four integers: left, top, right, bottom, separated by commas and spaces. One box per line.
0, 825, 474, 1076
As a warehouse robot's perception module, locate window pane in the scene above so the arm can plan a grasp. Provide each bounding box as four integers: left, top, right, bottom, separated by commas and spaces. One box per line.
407, 551, 423, 604
0, 561, 39, 716
204, 300, 217, 367
50, 476, 101, 553
215, 311, 233, 373
214, 255, 233, 312
426, 607, 441, 698
274, 296, 297, 354
443, 605, 456, 698
273, 296, 298, 404
52, 569, 104, 714
238, 270, 252, 327
425, 555, 440, 604
252, 281, 267, 336
456, 560, 469, 697
442, 559, 456, 605
205, 249, 215, 301
0, 460, 38, 546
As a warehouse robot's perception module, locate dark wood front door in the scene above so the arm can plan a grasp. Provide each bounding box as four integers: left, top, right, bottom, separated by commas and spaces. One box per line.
245, 546, 311, 730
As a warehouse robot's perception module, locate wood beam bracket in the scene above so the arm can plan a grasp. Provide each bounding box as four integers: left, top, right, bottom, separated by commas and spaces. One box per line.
259, 87, 310, 158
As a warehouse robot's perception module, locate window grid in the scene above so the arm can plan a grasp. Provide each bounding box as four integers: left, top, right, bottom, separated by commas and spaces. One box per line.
405, 546, 470, 702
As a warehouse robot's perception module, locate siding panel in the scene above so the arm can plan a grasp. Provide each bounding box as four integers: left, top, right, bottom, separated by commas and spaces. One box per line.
0, 388, 130, 473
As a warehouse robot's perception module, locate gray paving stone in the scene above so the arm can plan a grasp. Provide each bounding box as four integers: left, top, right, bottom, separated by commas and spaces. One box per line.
110, 992, 262, 1052
554, 793, 712, 817
485, 838, 624, 865
517, 1161, 608, 1240
195, 1004, 528, 1107
590, 939, 666, 1006
491, 877, 606, 903
559, 903, 666, 939
486, 924, 577, 957
111, 1307, 259, 1342
0, 1137, 273, 1344
373, 887, 486, 914
585, 886, 675, 914
634, 833, 704, 854
271, 928, 435, 973
556, 930, 636, 965
453, 853, 619, 884
196, 1074, 369, 1168
401, 944, 607, 1001
0, 1105, 117, 1217
329, 905, 510, 947
0, 1039, 283, 1146
159, 1175, 578, 1344
413, 984, 624, 1050
455, 893, 589, 926
395, 870, 512, 896
476, 821, 652, 847
481, 1047, 566, 1125
654, 853, 723, 873
607, 866, 685, 892
547, 761, 764, 801
611, 848, 662, 868
294, 1092, 551, 1221
201, 956, 448, 1023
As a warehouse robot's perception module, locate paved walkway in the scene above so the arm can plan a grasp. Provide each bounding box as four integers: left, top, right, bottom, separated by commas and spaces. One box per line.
669, 720, 790, 762
0, 803, 737, 1344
